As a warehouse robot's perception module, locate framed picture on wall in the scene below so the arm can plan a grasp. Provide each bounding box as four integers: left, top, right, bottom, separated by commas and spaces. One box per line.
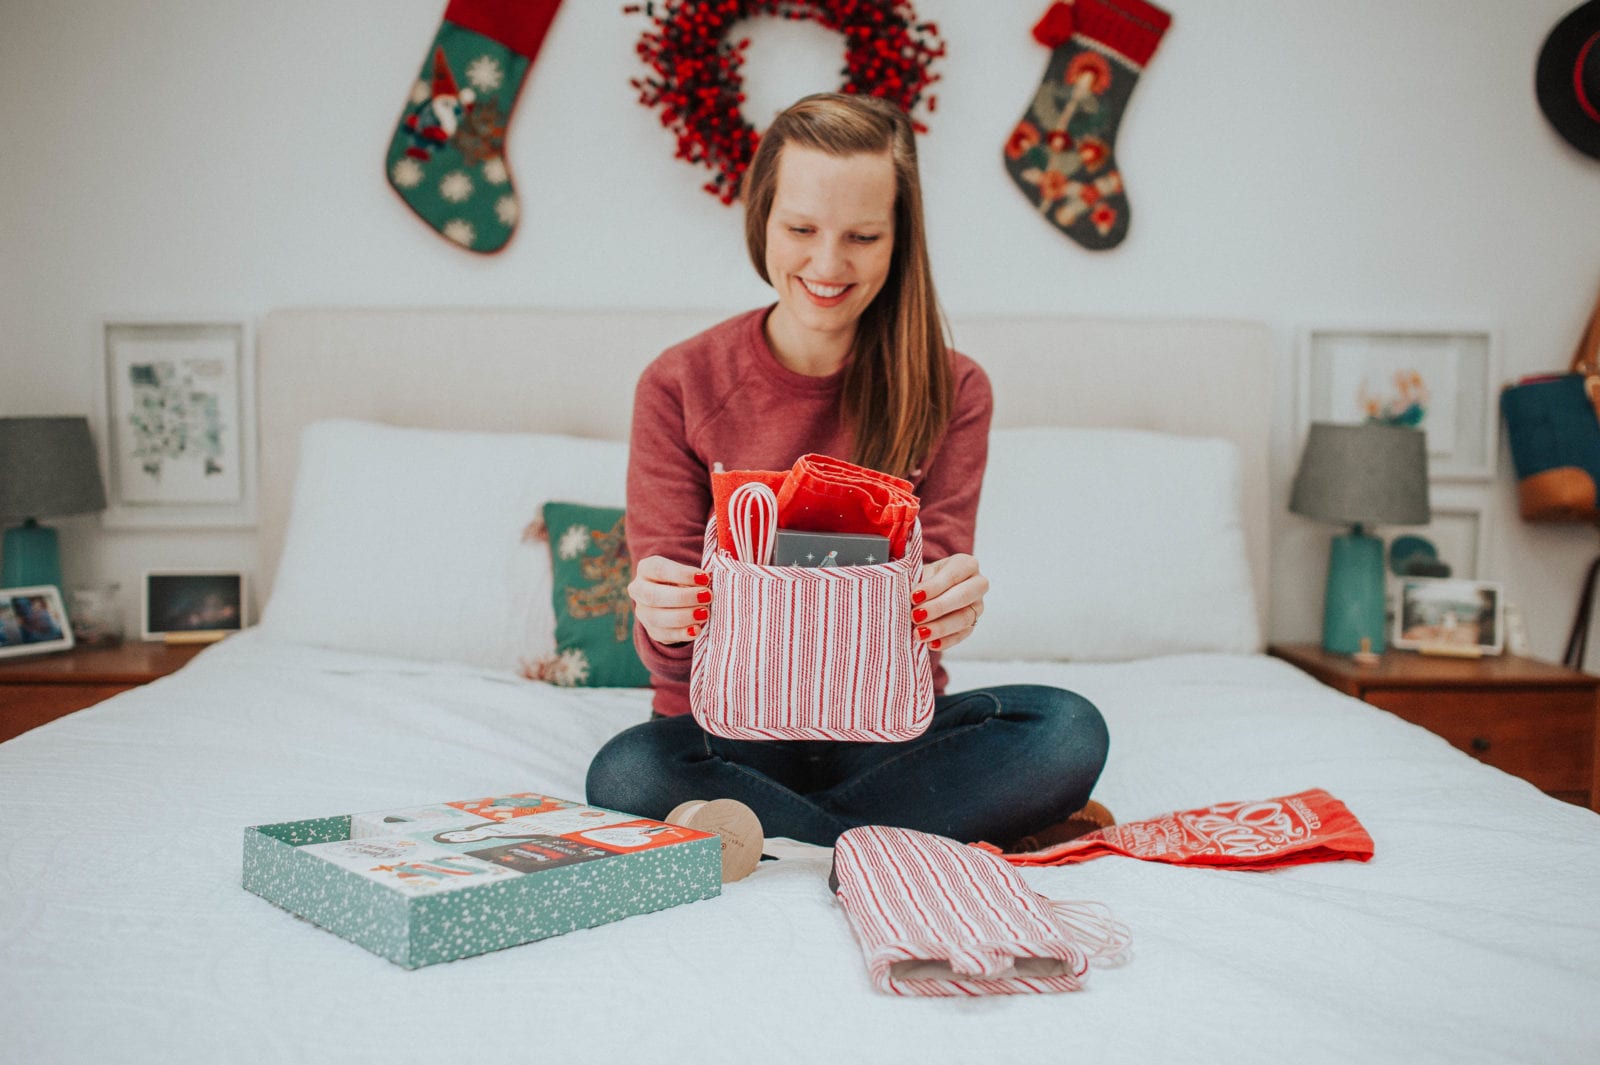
1298, 326, 1499, 482
94, 318, 258, 528
1388, 485, 1492, 582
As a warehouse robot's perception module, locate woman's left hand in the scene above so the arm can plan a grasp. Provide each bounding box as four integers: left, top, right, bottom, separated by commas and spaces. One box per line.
910, 554, 988, 652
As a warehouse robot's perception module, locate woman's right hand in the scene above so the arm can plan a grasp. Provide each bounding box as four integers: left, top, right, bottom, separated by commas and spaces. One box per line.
629, 555, 711, 645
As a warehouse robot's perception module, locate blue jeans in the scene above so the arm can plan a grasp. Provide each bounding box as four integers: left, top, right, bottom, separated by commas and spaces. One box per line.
585, 685, 1109, 847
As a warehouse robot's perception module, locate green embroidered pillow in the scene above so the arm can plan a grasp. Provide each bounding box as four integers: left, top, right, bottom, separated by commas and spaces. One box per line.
533, 501, 651, 688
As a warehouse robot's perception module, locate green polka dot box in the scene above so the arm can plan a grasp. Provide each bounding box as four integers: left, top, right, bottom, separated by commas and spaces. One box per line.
242, 792, 722, 969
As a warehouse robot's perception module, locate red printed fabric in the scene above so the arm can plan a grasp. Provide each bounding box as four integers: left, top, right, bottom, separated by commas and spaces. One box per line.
833, 825, 1130, 997
978, 789, 1375, 869
775, 453, 921, 561
689, 518, 934, 741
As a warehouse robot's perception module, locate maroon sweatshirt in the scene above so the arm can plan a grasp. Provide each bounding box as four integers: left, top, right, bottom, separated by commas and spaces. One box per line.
626, 305, 994, 718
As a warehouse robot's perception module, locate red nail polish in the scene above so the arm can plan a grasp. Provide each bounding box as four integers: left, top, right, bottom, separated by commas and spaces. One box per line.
931, 639, 942, 650
912, 590, 927, 604
912, 608, 927, 622
918, 627, 931, 640
693, 572, 710, 586
693, 607, 709, 621
686, 625, 698, 637
696, 590, 711, 604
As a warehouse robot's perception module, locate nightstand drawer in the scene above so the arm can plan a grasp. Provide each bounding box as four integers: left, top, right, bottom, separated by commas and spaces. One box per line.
1363, 688, 1595, 795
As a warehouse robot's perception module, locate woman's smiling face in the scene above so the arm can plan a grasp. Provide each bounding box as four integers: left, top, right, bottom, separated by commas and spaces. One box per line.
763, 145, 896, 367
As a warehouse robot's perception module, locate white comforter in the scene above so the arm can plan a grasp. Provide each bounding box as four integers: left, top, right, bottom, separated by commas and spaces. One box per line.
2, 632, 1598, 1064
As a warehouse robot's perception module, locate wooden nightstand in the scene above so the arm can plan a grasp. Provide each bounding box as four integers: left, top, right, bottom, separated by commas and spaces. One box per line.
1269, 643, 1600, 812
0, 642, 204, 744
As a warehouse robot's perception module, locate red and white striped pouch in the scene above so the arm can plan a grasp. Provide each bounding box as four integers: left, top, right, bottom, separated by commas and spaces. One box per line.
689, 518, 935, 741
831, 825, 1130, 997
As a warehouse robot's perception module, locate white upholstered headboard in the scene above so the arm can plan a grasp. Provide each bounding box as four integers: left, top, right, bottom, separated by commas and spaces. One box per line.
256, 308, 1273, 629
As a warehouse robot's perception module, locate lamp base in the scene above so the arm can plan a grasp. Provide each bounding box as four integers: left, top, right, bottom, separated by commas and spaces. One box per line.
1322, 530, 1387, 656
1, 519, 64, 592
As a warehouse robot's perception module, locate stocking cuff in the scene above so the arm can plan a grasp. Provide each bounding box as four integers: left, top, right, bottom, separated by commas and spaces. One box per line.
1072, 0, 1172, 68
1032, 3, 1077, 47
445, 0, 562, 60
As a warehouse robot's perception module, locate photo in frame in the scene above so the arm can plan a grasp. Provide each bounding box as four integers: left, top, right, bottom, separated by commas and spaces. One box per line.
96, 319, 258, 528
0, 585, 76, 659
141, 571, 247, 642
1395, 577, 1504, 655
1298, 326, 1499, 482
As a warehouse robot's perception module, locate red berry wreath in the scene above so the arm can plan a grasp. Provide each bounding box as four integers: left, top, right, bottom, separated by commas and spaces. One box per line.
625, 0, 946, 204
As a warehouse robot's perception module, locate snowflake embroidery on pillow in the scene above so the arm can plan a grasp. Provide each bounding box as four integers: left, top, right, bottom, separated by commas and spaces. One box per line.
557, 523, 591, 559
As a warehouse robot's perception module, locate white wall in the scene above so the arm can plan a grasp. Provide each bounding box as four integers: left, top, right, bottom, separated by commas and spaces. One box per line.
4, 0, 1599, 662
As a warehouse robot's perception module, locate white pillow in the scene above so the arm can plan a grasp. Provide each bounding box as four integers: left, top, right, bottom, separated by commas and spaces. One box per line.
261, 420, 627, 671
946, 427, 1260, 662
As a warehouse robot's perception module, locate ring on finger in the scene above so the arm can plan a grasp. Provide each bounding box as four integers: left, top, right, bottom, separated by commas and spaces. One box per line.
966, 604, 980, 629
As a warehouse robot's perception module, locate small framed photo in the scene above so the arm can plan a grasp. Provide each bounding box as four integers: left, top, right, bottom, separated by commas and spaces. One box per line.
0, 586, 76, 659
141, 570, 247, 642
1395, 577, 1505, 655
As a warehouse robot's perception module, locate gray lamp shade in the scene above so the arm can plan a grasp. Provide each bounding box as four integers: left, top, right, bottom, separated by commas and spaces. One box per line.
1290, 422, 1430, 527
0, 416, 109, 519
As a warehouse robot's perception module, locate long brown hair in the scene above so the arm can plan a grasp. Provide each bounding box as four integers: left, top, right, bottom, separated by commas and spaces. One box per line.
741, 93, 953, 479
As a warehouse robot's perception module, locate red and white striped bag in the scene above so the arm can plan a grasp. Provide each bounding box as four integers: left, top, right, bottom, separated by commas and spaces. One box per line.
831, 825, 1130, 997
689, 518, 935, 741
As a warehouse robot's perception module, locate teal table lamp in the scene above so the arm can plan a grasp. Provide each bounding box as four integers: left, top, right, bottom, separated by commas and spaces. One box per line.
0, 417, 109, 594
1290, 423, 1430, 655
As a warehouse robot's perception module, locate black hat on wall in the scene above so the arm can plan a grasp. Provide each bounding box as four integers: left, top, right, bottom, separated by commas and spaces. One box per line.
1538, 0, 1600, 160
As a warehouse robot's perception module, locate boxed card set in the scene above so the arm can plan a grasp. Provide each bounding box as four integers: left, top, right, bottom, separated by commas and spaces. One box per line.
242, 791, 722, 969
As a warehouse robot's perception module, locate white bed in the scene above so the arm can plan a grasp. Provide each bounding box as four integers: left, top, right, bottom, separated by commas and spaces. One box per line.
3, 308, 1598, 1064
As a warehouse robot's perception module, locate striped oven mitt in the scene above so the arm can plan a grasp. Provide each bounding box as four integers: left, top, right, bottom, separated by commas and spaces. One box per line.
830, 825, 1130, 997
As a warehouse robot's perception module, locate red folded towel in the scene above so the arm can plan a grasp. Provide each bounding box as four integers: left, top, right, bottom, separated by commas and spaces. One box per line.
774, 453, 920, 561
975, 789, 1374, 870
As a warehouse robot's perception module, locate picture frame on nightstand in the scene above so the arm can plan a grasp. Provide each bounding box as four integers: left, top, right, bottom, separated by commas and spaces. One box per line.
1395, 577, 1504, 655
141, 570, 246, 643
0, 585, 76, 659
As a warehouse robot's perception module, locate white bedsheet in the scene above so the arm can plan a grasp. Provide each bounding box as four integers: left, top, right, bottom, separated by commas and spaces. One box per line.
2, 632, 1598, 1064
